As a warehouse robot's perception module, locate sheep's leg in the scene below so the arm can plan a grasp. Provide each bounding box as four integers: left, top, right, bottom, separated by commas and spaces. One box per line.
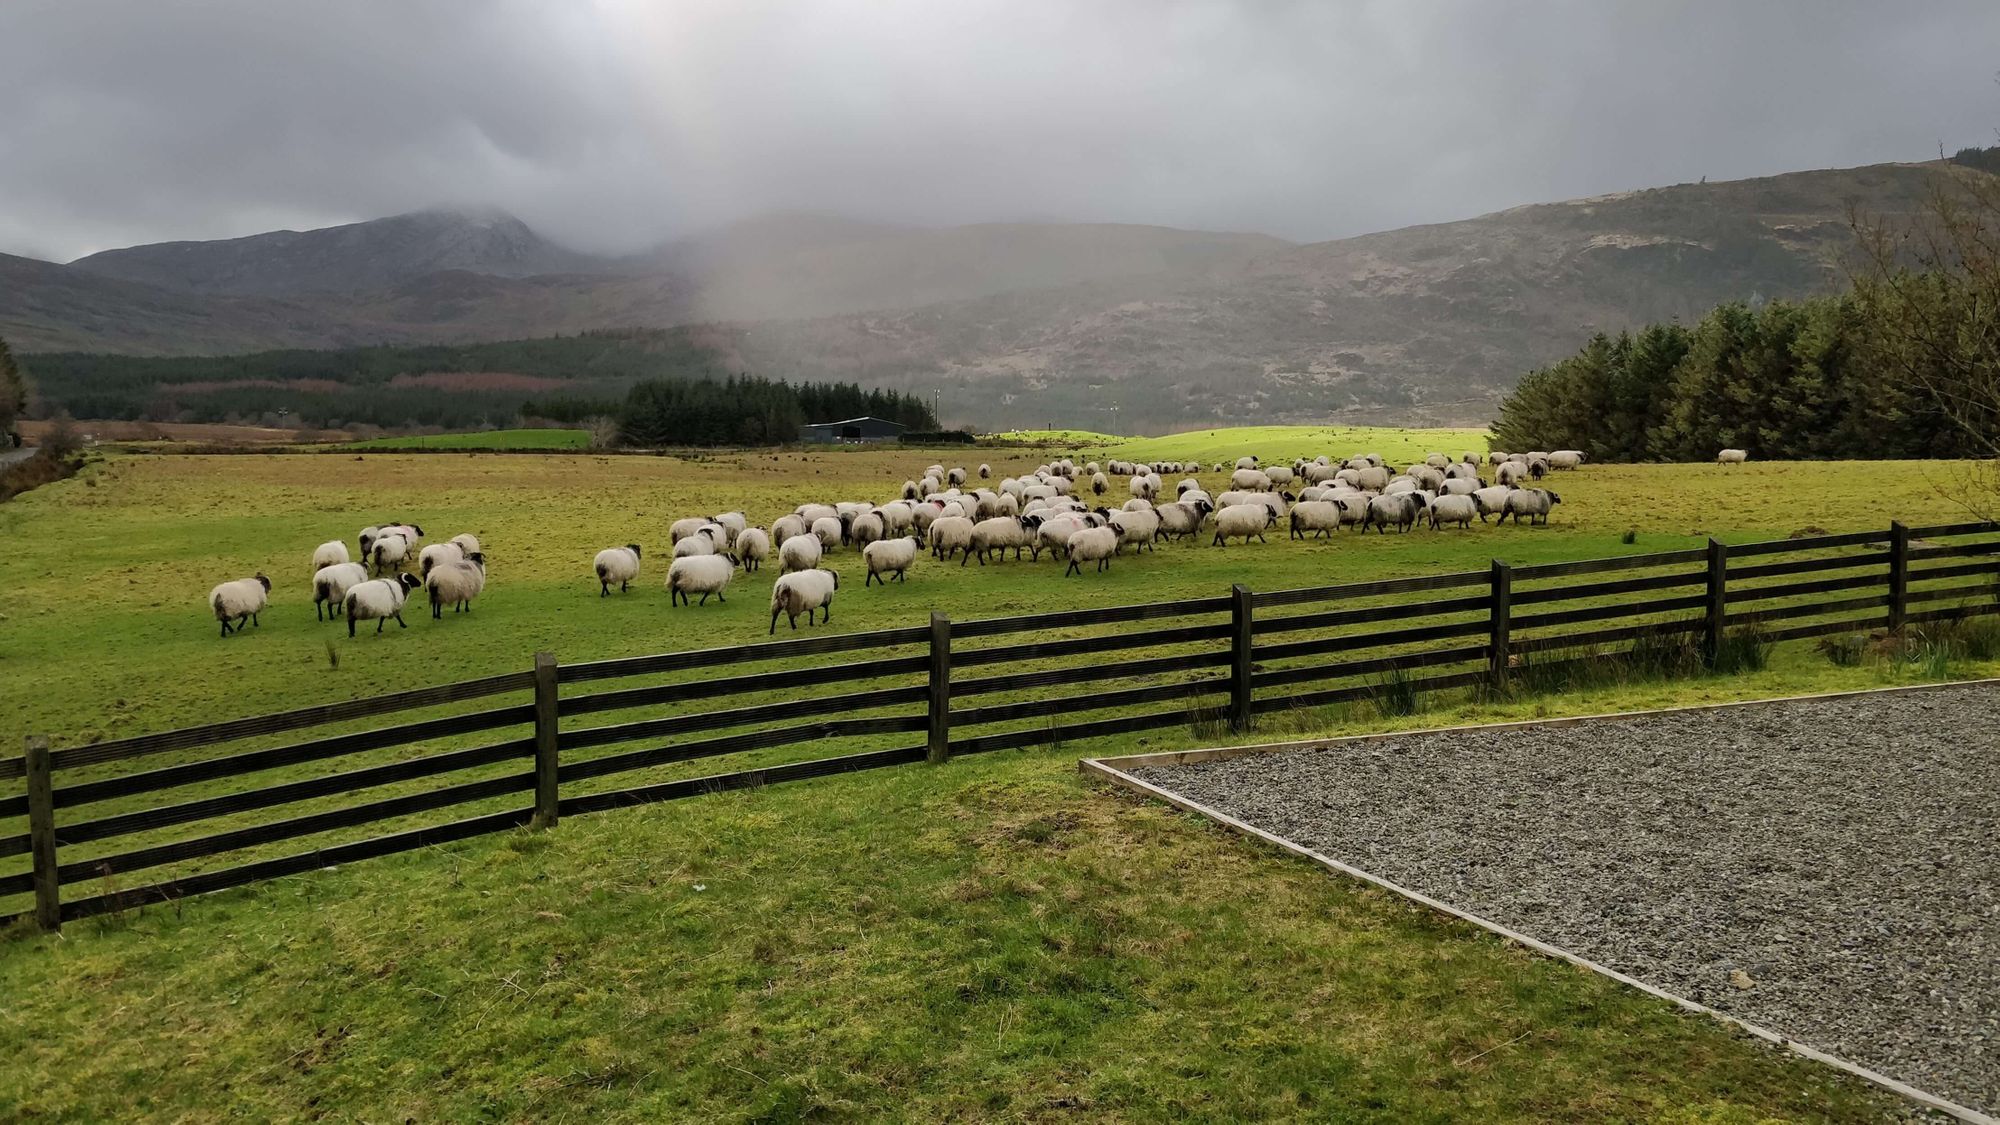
866, 571, 877, 587
377, 617, 387, 634
218, 618, 231, 637
716, 590, 725, 603
1066, 559, 1080, 576
895, 569, 906, 582
621, 580, 630, 593
600, 580, 609, 597
348, 616, 358, 638
821, 604, 831, 624
394, 612, 407, 629
769, 608, 781, 635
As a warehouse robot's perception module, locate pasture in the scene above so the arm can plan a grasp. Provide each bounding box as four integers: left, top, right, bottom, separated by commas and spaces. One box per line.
342, 427, 592, 451
0, 427, 1993, 1120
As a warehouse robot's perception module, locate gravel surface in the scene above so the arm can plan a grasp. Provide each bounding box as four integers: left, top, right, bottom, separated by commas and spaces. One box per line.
1133, 685, 1999, 1115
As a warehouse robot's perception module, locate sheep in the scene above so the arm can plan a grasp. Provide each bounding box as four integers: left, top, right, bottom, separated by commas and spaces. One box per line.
1062, 526, 1119, 574
669, 516, 712, 544
1383, 477, 1418, 496
1109, 507, 1160, 553
1549, 450, 1583, 470
849, 511, 887, 549
864, 536, 921, 585
1440, 476, 1481, 497
313, 561, 369, 620
1428, 494, 1479, 529
1495, 460, 1527, 486
734, 528, 771, 571
209, 574, 272, 636
967, 516, 1033, 564
1264, 466, 1295, 487
1129, 475, 1156, 501
1234, 455, 1258, 470
978, 463, 991, 479
344, 573, 422, 636
1212, 503, 1276, 546
1032, 513, 1092, 559
1355, 465, 1391, 491
1216, 490, 1291, 516
419, 541, 465, 577
1527, 457, 1550, 480
668, 553, 739, 606
1498, 488, 1562, 526
1091, 472, 1108, 495
769, 569, 839, 633
672, 533, 718, 558
811, 516, 845, 550
1424, 453, 1450, 470
1230, 467, 1271, 491
1471, 486, 1514, 522
1489, 451, 1510, 466
928, 515, 974, 561
428, 553, 487, 617
1364, 492, 1426, 533
796, 502, 839, 527
1121, 498, 1153, 512
370, 533, 410, 575
780, 533, 824, 573
1718, 448, 1749, 465
311, 540, 350, 573
770, 514, 809, 546
594, 545, 643, 595
358, 525, 380, 558
1287, 500, 1345, 539
1155, 499, 1211, 541
1409, 465, 1445, 491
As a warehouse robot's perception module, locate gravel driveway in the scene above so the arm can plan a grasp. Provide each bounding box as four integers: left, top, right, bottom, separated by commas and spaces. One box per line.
1131, 684, 1999, 1116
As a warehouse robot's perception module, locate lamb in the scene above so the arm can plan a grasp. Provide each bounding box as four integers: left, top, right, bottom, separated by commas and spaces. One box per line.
1212, 502, 1276, 546
811, 516, 845, 549
779, 532, 824, 573
1063, 526, 1119, 574
668, 553, 739, 606
928, 515, 974, 561
419, 541, 465, 577
427, 553, 487, 617
344, 574, 422, 636
313, 561, 369, 620
734, 528, 771, 571
1287, 500, 1345, 539
310, 540, 350, 573
370, 533, 410, 575
769, 569, 839, 633
1428, 494, 1479, 530
1108, 507, 1160, 552
967, 516, 1033, 564
209, 574, 272, 636
593, 544, 643, 595
864, 536, 921, 585
1718, 448, 1749, 465
1155, 499, 1211, 541
1498, 488, 1562, 526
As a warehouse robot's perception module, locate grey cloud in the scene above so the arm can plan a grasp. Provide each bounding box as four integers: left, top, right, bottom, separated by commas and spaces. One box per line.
1, 0, 1994, 261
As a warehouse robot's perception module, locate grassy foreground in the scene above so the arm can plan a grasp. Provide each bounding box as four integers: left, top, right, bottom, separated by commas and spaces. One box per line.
0, 430, 1991, 1119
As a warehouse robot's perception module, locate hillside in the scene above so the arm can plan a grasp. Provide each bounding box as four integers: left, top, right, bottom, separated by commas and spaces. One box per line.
4, 161, 1975, 427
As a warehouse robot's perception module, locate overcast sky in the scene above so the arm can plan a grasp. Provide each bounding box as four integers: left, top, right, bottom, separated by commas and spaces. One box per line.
2, 0, 1995, 261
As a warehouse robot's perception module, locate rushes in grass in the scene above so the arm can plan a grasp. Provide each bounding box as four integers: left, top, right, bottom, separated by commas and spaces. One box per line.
1369, 665, 1423, 718
1710, 627, 1770, 675
1620, 528, 1638, 545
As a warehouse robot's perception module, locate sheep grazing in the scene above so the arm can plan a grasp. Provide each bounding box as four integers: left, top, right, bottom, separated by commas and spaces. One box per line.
735, 528, 771, 571
418, 541, 465, 577
1549, 450, 1583, 470
593, 544, 642, 595
779, 533, 824, 573
967, 516, 1033, 565
1718, 448, 1749, 465
672, 533, 717, 558
710, 512, 746, 545
1108, 507, 1160, 553
209, 574, 272, 637
313, 561, 369, 621
928, 515, 975, 561
358, 525, 380, 558
1364, 492, 1426, 533
1495, 460, 1527, 487
978, 463, 991, 479
1264, 466, 1294, 487
1355, 465, 1391, 491
427, 553, 487, 617
1092, 472, 1108, 495
1498, 488, 1562, 526
769, 569, 839, 633
1234, 455, 1258, 470
1471, 486, 1513, 522
849, 511, 886, 549
1287, 501, 1344, 540
1063, 526, 1119, 575
810, 516, 845, 550
311, 540, 350, 573
1212, 503, 1276, 546
1424, 453, 1450, 470
1231, 468, 1272, 491
771, 514, 808, 546
1428, 494, 1479, 530
1155, 499, 1211, 541
370, 533, 410, 575
668, 553, 739, 606
344, 574, 422, 637
450, 533, 481, 557
948, 467, 968, 486
864, 536, 921, 585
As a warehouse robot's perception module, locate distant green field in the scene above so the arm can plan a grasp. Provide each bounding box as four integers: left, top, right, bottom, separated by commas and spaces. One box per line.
344, 428, 591, 451
1005, 424, 1491, 466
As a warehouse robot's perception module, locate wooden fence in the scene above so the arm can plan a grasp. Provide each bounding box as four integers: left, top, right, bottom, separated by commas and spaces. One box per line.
6, 520, 1998, 931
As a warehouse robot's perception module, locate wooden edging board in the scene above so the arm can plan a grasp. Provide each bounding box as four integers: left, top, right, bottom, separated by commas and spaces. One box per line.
1080, 676, 2000, 1125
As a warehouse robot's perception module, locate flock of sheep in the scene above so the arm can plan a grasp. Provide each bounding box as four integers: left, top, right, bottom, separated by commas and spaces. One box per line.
205, 446, 1597, 639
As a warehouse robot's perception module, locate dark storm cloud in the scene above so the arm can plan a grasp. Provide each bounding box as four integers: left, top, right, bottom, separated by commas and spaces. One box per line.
2, 0, 1995, 260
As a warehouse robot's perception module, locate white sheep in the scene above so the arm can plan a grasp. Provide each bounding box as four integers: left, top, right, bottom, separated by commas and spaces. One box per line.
1234, 455, 1258, 470
1128, 475, 1156, 501
1063, 526, 1119, 575
1212, 503, 1276, 546
978, 463, 991, 479
1231, 468, 1272, 491
343, 574, 422, 637
1355, 465, 1391, 491
1718, 448, 1749, 465
1495, 461, 1527, 486
668, 553, 738, 606
1287, 501, 1344, 539
1549, 450, 1583, 470
769, 569, 839, 633
849, 511, 886, 549
779, 533, 824, 573
1155, 499, 1212, 541
593, 545, 642, 595
1364, 492, 1425, 533
209, 574, 272, 637
673, 533, 717, 558
771, 514, 808, 546
427, 553, 487, 617
1109, 507, 1160, 552
928, 515, 974, 561
1424, 453, 1450, 469
1471, 486, 1514, 522
735, 528, 771, 571
1428, 494, 1479, 529
369, 533, 410, 575
313, 561, 369, 621
310, 540, 350, 573
710, 512, 747, 545
1264, 466, 1295, 487
864, 536, 921, 585
450, 533, 481, 557
811, 516, 845, 550
1091, 471, 1108, 495
967, 516, 1033, 565
1498, 488, 1562, 526
419, 541, 465, 577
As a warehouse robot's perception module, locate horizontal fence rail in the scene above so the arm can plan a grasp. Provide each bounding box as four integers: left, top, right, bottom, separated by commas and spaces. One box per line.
8, 520, 1998, 931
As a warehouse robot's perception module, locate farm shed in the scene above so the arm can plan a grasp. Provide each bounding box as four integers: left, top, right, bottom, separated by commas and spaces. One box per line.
799, 416, 906, 444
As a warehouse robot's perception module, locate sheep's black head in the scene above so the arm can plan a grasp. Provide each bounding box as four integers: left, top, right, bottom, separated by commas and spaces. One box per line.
828, 569, 840, 589
1548, 492, 1563, 504
627, 543, 642, 557
725, 553, 741, 568
254, 573, 271, 591
398, 574, 422, 592
411, 525, 426, 537
468, 552, 486, 568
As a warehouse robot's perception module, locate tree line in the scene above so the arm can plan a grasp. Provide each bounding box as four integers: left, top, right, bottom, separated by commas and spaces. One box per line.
616, 376, 937, 447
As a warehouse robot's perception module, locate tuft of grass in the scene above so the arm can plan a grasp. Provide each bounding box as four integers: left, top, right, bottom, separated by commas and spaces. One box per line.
1710, 627, 1771, 675
1369, 665, 1424, 718
1816, 633, 1869, 668
1620, 527, 1638, 545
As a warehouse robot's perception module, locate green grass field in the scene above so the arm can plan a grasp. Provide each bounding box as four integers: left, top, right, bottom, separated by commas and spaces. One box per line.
0, 426, 1991, 1120
343, 428, 592, 451
1002, 424, 1493, 467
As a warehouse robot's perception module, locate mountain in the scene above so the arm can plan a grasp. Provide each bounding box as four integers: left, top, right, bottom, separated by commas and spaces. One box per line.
67, 207, 601, 296
4, 160, 1979, 427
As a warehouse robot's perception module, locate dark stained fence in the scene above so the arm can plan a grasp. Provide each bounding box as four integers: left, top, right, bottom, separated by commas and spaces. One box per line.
5, 521, 1997, 930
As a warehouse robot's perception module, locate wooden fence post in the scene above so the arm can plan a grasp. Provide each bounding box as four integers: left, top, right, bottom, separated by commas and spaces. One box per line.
1888, 520, 1909, 632
1704, 538, 1728, 668
1230, 584, 1254, 732
531, 652, 560, 830
25, 736, 60, 933
1488, 560, 1512, 695
927, 612, 952, 764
